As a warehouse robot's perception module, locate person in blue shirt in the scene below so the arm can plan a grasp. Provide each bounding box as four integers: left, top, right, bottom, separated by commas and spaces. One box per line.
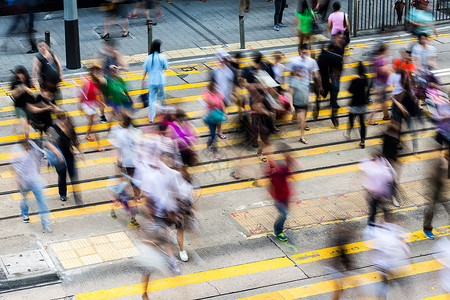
142, 39, 168, 122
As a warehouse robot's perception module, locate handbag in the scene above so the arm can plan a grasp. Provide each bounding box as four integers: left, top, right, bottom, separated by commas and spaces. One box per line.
342, 12, 350, 45
206, 108, 226, 125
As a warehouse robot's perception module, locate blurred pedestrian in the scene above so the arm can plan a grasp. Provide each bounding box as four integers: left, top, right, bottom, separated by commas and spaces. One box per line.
142, 39, 168, 122
46, 113, 84, 205
411, 33, 437, 73
326, 2, 350, 40
32, 40, 63, 95
406, 0, 437, 37
272, 51, 286, 85
368, 43, 392, 125
98, 40, 128, 80
77, 66, 106, 152
327, 40, 344, 128
273, 0, 287, 31
288, 65, 310, 144
203, 78, 227, 159
9, 66, 34, 140
102, 65, 133, 121
108, 114, 142, 226
101, 0, 130, 39
128, 0, 157, 24
360, 152, 396, 226
312, 0, 330, 21
423, 157, 450, 239
11, 139, 53, 233
345, 62, 369, 148
295, 0, 316, 49
240, 0, 251, 14
265, 143, 301, 242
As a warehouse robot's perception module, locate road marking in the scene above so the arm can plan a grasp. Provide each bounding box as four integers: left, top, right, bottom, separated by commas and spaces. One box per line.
73, 225, 449, 300
74, 256, 295, 300
21, 150, 442, 224
421, 294, 450, 300
237, 259, 444, 300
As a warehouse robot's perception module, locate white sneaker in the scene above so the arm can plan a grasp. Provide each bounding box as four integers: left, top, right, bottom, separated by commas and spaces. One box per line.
392, 199, 400, 207
179, 250, 188, 262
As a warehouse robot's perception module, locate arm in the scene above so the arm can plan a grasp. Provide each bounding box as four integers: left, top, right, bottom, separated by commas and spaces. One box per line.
312, 70, 323, 94
141, 70, 147, 87
44, 140, 65, 163
326, 20, 332, 37
345, 14, 351, 31
54, 54, 63, 81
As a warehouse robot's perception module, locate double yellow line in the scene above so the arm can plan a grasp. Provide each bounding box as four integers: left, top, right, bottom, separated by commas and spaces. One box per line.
74, 225, 450, 300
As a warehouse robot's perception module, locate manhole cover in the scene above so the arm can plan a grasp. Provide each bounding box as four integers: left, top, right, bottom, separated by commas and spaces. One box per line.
2, 251, 51, 277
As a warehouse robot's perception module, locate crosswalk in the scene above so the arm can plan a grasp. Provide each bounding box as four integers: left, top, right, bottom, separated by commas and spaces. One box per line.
0, 33, 449, 299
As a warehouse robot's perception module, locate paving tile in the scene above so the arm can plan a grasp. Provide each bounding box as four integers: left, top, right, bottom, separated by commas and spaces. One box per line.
79, 254, 103, 266
60, 257, 84, 269
74, 246, 97, 257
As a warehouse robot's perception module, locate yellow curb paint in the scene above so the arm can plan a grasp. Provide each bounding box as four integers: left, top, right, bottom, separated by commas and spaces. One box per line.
75, 257, 295, 300
237, 259, 444, 300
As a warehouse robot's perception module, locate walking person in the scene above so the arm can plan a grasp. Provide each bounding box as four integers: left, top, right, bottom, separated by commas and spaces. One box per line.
9, 66, 35, 140
345, 62, 369, 148
240, 0, 251, 14
368, 43, 392, 125
11, 140, 54, 232
295, 0, 316, 49
203, 79, 227, 159
32, 40, 63, 95
360, 152, 396, 227
423, 157, 450, 239
265, 143, 301, 242
142, 39, 168, 122
77, 66, 105, 152
273, 0, 287, 31
101, 0, 130, 39
326, 2, 350, 39
46, 113, 84, 205
288, 65, 310, 144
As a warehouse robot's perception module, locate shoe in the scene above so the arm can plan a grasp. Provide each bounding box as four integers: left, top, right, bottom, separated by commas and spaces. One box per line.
43, 226, 53, 233
26, 49, 38, 54
100, 115, 107, 123
423, 230, 435, 239
129, 217, 140, 228
278, 23, 287, 27
110, 210, 117, 219
392, 199, 400, 207
60, 195, 67, 202
244, 8, 249, 12
128, 13, 138, 18
179, 250, 188, 262
22, 215, 30, 223
274, 232, 288, 242
359, 142, 365, 149
122, 31, 130, 37
168, 257, 181, 274
101, 33, 109, 40
44, 14, 52, 20
274, 25, 280, 31
146, 19, 157, 25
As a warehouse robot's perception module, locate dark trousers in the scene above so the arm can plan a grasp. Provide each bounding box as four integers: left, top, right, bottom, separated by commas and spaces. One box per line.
57, 153, 77, 197
206, 119, 217, 151
274, 0, 286, 26
330, 73, 341, 127
368, 194, 387, 225
274, 201, 288, 235
423, 180, 450, 231
349, 113, 366, 142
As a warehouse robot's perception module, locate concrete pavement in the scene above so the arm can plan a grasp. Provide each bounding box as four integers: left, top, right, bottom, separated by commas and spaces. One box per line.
0, 23, 449, 299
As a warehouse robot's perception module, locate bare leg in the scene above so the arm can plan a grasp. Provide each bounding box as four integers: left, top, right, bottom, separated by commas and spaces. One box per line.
141, 274, 150, 300
103, 17, 110, 35
123, 18, 129, 34
177, 229, 185, 251
133, 1, 141, 15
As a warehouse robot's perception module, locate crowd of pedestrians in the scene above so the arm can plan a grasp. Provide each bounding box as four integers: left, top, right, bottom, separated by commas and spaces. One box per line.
4, 0, 449, 298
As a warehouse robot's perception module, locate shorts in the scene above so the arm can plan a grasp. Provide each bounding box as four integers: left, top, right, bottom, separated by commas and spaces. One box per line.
107, 3, 128, 18
293, 103, 308, 112
154, 215, 183, 230
81, 102, 98, 116
15, 107, 27, 118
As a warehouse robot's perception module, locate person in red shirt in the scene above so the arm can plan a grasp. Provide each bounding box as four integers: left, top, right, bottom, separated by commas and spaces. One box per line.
393, 49, 416, 78
264, 143, 301, 242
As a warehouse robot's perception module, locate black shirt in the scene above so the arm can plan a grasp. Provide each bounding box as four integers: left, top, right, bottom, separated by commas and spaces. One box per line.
11, 81, 34, 108
348, 77, 368, 107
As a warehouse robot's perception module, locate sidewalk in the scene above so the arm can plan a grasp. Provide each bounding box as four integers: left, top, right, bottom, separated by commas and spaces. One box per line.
0, 0, 346, 80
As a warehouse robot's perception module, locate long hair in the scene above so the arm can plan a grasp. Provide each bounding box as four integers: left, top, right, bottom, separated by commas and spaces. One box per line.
11, 65, 33, 89
56, 113, 76, 140
150, 39, 162, 54
400, 69, 413, 94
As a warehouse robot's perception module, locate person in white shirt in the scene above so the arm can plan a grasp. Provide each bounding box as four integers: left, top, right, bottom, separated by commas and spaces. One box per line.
411, 33, 437, 73
272, 51, 286, 84
11, 140, 54, 232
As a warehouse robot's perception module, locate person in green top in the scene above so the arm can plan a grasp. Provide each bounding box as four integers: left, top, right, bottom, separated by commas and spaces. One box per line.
295, 0, 317, 50
102, 65, 133, 114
